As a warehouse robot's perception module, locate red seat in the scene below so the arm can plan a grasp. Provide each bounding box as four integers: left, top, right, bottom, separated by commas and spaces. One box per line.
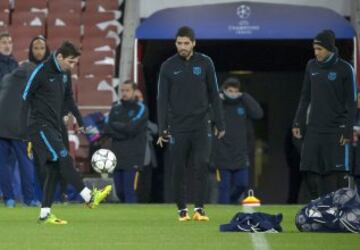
85, 0, 119, 12
83, 24, 119, 38
76, 77, 114, 106
82, 37, 117, 52
10, 26, 41, 62
9, 25, 43, 37
9, 26, 43, 49
47, 26, 81, 42
77, 89, 114, 106
76, 77, 113, 90
12, 49, 28, 63
0, 11, 9, 26
11, 11, 45, 33
82, 12, 119, 38
79, 51, 115, 78
48, 37, 81, 51
14, 0, 47, 12
48, 0, 82, 14
0, 1, 9, 12
80, 51, 114, 62
82, 12, 116, 25
0, 25, 8, 33
82, 66, 114, 79
48, 13, 81, 27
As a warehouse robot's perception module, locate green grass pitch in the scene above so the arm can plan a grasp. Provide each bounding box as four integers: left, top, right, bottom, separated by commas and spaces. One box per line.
0, 204, 359, 250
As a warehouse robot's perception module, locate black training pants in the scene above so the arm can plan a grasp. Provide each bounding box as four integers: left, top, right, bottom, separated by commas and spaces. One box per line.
303, 171, 348, 200
30, 126, 85, 208
170, 128, 211, 210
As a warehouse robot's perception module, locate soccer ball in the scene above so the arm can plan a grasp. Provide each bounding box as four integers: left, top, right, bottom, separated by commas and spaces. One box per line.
91, 149, 117, 174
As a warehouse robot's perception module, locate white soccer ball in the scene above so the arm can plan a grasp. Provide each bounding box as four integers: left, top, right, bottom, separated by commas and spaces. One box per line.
91, 149, 117, 174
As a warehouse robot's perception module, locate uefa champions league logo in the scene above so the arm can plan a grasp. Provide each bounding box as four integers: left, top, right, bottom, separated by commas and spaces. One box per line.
236, 5, 251, 19
229, 4, 259, 35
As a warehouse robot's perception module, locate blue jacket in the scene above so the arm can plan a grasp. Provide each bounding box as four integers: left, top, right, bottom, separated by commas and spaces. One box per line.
220, 212, 283, 232
213, 93, 263, 169
22, 53, 76, 133
0, 53, 18, 81
157, 52, 224, 133
293, 53, 357, 139
106, 100, 148, 170
0, 62, 34, 140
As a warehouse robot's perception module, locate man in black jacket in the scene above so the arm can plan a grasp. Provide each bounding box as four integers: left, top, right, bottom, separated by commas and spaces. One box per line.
213, 78, 263, 204
157, 26, 225, 221
23, 41, 111, 224
0, 35, 52, 207
106, 80, 148, 203
0, 32, 17, 80
0, 31, 20, 207
293, 30, 357, 200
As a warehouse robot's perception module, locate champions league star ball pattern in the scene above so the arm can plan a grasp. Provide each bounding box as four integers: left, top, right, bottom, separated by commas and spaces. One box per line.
236, 5, 251, 19
295, 188, 360, 233
91, 149, 117, 174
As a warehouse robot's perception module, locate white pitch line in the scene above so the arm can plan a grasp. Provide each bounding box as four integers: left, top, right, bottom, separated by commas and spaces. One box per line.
243, 206, 270, 250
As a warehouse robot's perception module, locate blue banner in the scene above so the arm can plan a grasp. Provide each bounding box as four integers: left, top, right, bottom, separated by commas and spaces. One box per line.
136, 1, 355, 40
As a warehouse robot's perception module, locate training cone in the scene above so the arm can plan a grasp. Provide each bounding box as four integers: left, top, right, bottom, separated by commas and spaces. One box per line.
241, 189, 261, 207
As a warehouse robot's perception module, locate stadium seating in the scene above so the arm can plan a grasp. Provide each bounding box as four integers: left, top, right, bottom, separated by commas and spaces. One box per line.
12, 48, 27, 62
79, 51, 115, 77
0, 25, 8, 33
9, 25, 43, 62
85, 0, 120, 13
48, 12, 82, 27
76, 77, 114, 106
0, 1, 9, 12
82, 37, 117, 51
82, 12, 119, 38
9, 24, 42, 38
47, 13, 81, 48
9, 26, 43, 49
13, 0, 47, 12
48, 37, 81, 51
48, 0, 82, 14
0, 11, 9, 27
11, 11, 45, 33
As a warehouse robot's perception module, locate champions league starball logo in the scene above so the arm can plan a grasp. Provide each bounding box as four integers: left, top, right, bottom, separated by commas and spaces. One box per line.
236, 5, 251, 19
228, 4, 259, 35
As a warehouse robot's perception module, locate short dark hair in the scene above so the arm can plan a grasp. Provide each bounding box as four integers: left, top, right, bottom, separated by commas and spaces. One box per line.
222, 77, 241, 90
0, 32, 11, 40
176, 26, 195, 41
56, 41, 81, 58
123, 79, 137, 90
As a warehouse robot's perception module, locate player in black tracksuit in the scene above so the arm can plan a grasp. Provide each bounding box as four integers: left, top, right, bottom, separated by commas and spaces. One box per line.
157, 26, 225, 221
22, 41, 111, 224
106, 81, 148, 203
34, 104, 79, 203
213, 78, 263, 204
58, 82, 84, 202
293, 30, 357, 200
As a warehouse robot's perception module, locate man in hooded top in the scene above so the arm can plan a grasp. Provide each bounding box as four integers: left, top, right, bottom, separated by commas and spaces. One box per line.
293, 30, 357, 200
0, 35, 50, 207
